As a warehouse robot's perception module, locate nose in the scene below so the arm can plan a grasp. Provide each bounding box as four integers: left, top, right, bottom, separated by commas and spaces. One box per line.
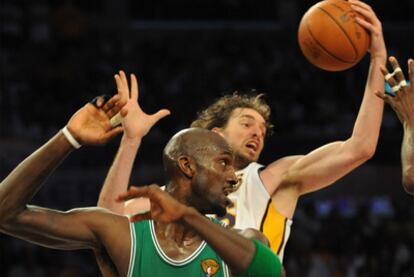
227, 169, 238, 187
252, 125, 264, 141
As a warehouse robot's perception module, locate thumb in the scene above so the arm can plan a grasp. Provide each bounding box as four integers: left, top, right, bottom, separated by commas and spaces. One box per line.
151, 109, 171, 123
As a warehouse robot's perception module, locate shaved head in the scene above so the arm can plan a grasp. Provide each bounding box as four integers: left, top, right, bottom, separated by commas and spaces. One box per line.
163, 128, 232, 178
163, 128, 237, 216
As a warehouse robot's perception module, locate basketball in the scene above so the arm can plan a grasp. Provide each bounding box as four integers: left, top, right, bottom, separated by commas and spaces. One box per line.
298, 0, 370, 71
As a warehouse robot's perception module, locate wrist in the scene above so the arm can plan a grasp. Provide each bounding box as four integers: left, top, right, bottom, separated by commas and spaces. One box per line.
370, 54, 386, 63
62, 126, 82, 149
121, 135, 142, 148
181, 206, 199, 224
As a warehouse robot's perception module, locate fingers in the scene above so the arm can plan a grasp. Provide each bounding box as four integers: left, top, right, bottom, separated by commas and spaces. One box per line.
409, 59, 414, 84
350, 1, 378, 34
354, 17, 372, 32
385, 56, 409, 97
349, 0, 374, 10
129, 212, 152, 222
102, 94, 120, 112
119, 70, 129, 97
151, 109, 171, 124
116, 186, 151, 202
115, 73, 127, 100
107, 97, 127, 119
115, 70, 140, 102
389, 56, 406, 84
130, 74, 139, 100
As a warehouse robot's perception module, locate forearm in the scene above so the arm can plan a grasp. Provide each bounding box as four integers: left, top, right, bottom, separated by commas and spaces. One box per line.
98, 135, 141, 213
0, 131, 73, 223
348, 55, 386, 157
401, 122, 414, 194
182, 207, 255, 273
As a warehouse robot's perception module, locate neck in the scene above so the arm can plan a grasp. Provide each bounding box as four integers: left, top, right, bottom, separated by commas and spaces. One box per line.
161, 184, 201, 246
155, 221, 200, 247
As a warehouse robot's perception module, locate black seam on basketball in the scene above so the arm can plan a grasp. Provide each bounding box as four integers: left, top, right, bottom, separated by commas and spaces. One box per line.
305, 18, 353, 65
317, 6, 358, 62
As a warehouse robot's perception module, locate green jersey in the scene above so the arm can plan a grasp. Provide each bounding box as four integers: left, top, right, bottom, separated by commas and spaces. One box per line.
127, 220, 230, 277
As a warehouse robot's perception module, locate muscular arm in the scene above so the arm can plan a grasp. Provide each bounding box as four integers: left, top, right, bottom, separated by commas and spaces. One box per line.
183, 208, 281, 276
264, 2, 386, 211
98, 71, 169, 214
0, 98, 131, 275
0, 132, 126, 251
118, 185, 282, 276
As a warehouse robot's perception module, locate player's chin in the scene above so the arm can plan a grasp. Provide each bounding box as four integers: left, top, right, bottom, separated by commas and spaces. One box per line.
240, 152, 258, 164
211, 198, 230, 217
213, 206, 227, 217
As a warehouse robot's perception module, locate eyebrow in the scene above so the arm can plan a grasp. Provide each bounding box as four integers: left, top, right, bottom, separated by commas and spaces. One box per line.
239, 114, 266, 128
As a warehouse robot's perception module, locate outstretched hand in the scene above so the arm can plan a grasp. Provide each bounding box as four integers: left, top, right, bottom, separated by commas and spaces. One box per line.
349, 0, 386, 60
114, 71, 170, 140
66, 94, 128, 145
376, 57, 414, 124
116, 185, 188, 223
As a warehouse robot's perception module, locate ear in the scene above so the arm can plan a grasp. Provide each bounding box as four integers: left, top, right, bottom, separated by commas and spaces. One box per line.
212, 127, 225, 137
177, 156, 196, 178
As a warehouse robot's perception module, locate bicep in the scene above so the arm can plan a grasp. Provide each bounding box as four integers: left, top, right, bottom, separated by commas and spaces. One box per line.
283, 140, 365, 194
1, 205, 108, 250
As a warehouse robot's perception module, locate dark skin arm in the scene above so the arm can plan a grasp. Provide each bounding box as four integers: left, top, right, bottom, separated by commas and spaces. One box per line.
376, 57, 414, 194
117, 185, 282, 275
0, 96, 131, 276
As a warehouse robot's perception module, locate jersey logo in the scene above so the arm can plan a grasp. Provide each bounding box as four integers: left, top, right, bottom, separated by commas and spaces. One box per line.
201, 258, 220, 276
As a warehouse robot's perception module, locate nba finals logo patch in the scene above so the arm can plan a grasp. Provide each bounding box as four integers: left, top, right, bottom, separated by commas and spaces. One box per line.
201, 259, 220, 277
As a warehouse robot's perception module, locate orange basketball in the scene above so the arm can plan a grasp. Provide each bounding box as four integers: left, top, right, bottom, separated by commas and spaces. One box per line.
298, 0, 370, 71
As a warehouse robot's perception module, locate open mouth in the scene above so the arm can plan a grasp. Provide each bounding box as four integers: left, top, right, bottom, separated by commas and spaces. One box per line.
245, 141, 258, 153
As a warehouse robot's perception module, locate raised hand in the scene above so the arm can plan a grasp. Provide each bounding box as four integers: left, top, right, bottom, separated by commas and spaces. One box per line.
376, 57, 414, 124
349, 0, 386, 59
66, 94, 127, 145
116, 185, 188, 223
115, 71, 170, 140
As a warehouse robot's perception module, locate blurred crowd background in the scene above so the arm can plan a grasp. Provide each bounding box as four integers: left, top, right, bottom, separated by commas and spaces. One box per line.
1, 0, 413, 276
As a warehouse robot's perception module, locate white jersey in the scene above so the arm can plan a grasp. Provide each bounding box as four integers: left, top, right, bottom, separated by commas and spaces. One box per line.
217, 162, 293, 262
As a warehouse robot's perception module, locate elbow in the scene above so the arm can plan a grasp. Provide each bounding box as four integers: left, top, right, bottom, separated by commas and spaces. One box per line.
0, 201, 23, 227
349, 140, 377, 163
0, 208, 15, 227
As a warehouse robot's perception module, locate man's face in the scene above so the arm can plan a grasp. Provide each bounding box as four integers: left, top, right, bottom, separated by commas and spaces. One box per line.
192, 143, 237, 217
215, 108, 266, 169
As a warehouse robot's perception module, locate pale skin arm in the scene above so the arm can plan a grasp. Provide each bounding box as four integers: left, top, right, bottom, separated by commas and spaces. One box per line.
97, 71, 170, 214
263, 0, 387, 218
376, 58, 414, 194
0, 97, 131, 276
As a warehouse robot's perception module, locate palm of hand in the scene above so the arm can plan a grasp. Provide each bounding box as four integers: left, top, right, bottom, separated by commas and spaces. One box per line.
123, 99, 154, 139
68, 105, 112, 145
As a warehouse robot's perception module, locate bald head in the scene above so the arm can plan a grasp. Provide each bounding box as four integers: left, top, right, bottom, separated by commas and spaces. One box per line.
163, 128, 232, 178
